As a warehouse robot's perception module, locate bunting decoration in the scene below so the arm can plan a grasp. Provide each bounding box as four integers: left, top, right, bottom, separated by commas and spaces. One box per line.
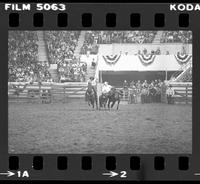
174, 53, 192, 65
103, 54, 121, 65
138, 53, 156, 66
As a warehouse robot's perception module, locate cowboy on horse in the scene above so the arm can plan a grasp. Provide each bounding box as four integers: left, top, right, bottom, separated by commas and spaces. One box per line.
99, 81, 112, 108
102, 81, 112, 95
99, 81, 123, 110
85, 77, 98, 109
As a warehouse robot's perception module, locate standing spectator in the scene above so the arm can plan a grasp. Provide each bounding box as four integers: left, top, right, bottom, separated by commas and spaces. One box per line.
91, 58, 96, 68
123, 80, 129, 99
130, 80, 135, 88
166, 85, 175, 104
129, 84, 137, 104
123, 80, 129, 90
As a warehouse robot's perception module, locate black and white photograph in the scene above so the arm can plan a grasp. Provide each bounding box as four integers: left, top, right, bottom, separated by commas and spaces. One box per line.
8, 30, 192, 154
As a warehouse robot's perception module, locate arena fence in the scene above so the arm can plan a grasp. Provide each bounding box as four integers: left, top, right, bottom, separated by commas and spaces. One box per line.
169, 82, 192, 104
116, 82, 192, 105
8, 82, 192, 104
8, 82, 87, 103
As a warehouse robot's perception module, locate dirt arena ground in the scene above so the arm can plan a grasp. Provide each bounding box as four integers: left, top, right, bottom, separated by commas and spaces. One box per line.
8, 100, 192, 154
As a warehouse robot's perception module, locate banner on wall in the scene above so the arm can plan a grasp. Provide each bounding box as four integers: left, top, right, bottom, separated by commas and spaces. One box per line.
102, 54, 121, 65
138, 54, 156, 66
174, 53, 192, 65
96, 54, 192, 72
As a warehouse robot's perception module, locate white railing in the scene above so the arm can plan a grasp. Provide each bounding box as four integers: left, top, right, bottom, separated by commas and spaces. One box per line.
173, 60, 192, 82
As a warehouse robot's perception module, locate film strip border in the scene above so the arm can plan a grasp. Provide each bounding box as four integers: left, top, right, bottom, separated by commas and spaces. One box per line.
2, 3, 199, 29
0, 155, 194, 180
8, 12, 190, 28
1, 3, 200, 181
8, 155, 189, 171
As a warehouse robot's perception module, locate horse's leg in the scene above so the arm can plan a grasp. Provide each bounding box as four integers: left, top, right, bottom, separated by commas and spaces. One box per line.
104, 99, 107, 108
116, 99, 120, 110
111, 101, 116, 108
95, 97, 98, 110
92, 99, 94, 109
99, 96, 102, 108
108, 99, 111, 110
99, 98, 101, 110
101, 99, 104, 108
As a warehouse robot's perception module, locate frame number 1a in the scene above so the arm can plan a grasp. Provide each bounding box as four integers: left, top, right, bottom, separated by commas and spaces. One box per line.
17, 171, 29, 178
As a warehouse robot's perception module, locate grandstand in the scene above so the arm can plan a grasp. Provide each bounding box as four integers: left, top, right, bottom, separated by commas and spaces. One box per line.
8, 31, 38, 82
8, 30, 192, 103
8, 30, 192, 82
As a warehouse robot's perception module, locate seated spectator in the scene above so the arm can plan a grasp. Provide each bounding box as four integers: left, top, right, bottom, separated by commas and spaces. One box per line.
155, 47, 161, 55
57, 59, 87, 82
44, 31, 80, 64
80, 31, 157, 55
8, 31, 43, 82
160, 31, 192, 43
44, 31, 87, 82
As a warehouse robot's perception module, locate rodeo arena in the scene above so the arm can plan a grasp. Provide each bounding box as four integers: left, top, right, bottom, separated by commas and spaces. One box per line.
8, 31, 192, 154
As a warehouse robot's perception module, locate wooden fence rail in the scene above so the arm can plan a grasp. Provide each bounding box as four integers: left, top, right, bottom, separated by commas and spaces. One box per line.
8, 82, 192, 104
8, 82, 87, 103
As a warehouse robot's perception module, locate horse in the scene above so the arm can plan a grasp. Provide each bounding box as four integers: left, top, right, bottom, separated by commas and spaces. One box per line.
85, 83, 98, 109
107, 88, 123, 110
99, 93, 109, 109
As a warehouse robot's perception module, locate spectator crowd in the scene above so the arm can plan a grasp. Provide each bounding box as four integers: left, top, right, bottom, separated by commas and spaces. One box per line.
44, 31, 87, 82
9, 31, 40, 82
9, 31, 53, 82
44, 31, 80, 64
8, 31, 192, 83
58, 60, 87, 82
80, 31, 191, 55
137, 47, 161, 55
160, 31, 192, 43
81, 31, 157, 54
123, 79, 165, 104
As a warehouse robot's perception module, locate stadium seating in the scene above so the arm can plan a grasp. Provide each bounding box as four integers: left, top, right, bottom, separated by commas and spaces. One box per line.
8, 31, 42, 82
80, 31, 157, 54
44, 31, 80, 64
160, 31, 192, 43
9, 31, 87, 82
8, 31, 192, 82
57, 61, 87, 82
80, 31, 192, 55
44, 31, 87, 82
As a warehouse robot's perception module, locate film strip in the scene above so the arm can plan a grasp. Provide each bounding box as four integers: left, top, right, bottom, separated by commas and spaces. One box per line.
0, 2, 200, 181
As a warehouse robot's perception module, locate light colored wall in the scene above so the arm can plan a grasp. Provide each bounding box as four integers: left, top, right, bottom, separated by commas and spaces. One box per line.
98, 43, 192, 55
